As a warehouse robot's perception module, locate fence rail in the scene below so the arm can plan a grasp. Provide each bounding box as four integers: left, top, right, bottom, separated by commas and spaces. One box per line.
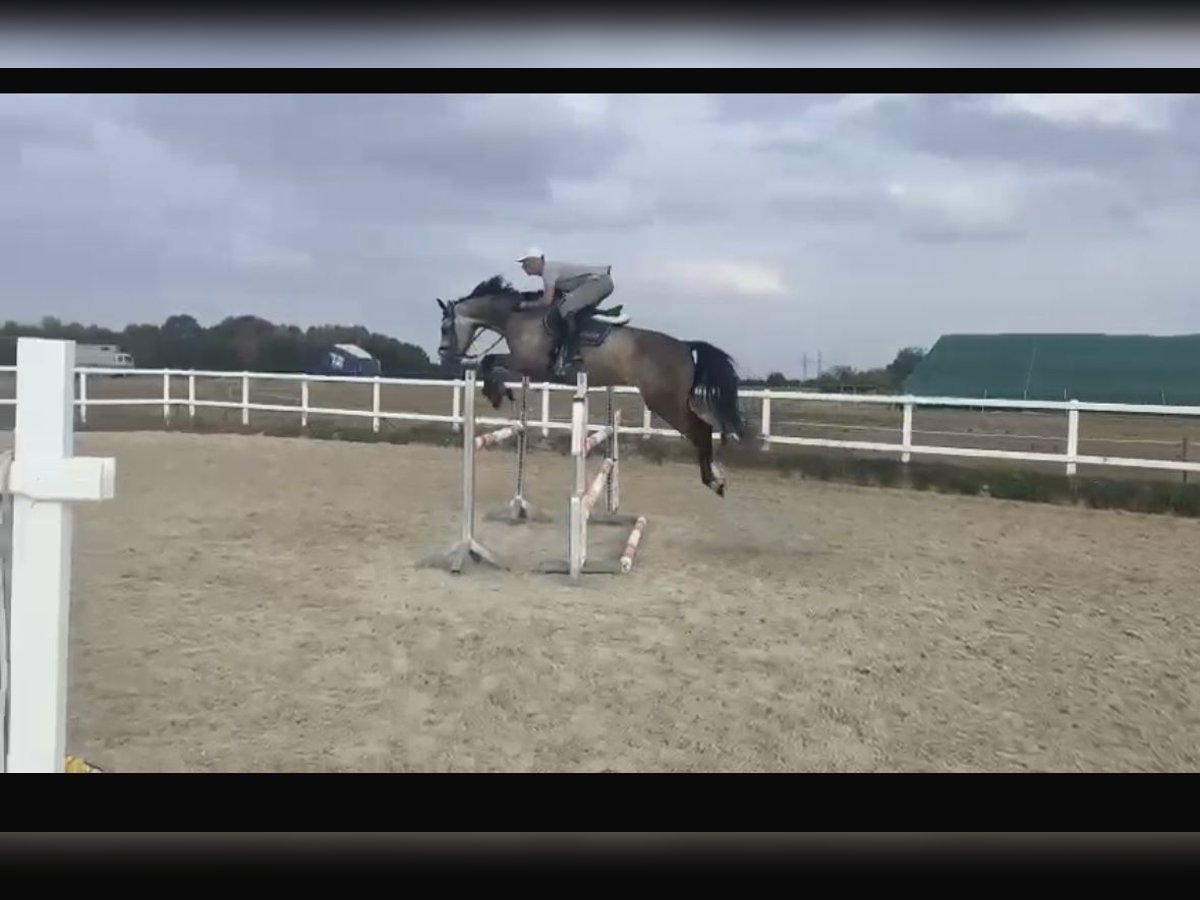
2, 365, 1199, 477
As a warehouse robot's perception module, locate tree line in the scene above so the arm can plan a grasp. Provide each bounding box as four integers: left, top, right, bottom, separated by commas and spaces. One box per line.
1, 314, 438, 377
748, 346, 927, 393
2, 314, 926, 390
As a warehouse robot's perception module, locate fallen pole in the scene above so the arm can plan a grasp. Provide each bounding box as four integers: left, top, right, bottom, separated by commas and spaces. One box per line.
619, 516, 648, 574
475, 423, 522, 451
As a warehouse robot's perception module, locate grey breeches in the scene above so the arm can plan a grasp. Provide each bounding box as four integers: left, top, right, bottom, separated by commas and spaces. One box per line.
558, 274, 614, 316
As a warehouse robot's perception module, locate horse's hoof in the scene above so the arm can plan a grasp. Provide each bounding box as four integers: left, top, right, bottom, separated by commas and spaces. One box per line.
483, 387, 504, 409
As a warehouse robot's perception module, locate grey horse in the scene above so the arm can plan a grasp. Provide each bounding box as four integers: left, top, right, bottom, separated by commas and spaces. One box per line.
437, 276, 746, 496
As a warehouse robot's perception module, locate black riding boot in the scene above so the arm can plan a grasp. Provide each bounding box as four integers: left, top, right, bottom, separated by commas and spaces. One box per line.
566, 313, 583, 367
547, 304, 566, 374
553, 312, 580, 378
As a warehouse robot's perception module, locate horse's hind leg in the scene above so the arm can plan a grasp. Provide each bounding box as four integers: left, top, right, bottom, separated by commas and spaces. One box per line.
684, 409, 725, 497
645, 390, 727, 497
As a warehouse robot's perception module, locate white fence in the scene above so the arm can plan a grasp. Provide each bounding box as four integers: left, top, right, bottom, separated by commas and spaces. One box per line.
2, 365, 1200, 478
1, 339, 116, 773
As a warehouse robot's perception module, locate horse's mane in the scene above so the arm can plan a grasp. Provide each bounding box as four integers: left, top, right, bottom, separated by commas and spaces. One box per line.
465, 275, 537, 302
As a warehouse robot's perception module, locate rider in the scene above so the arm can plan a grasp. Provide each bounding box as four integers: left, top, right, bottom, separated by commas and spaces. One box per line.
517, 247, 613, 377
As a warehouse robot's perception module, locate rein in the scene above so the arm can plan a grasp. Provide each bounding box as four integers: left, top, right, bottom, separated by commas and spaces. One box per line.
464, 331, 504, 361
454, 311, 504, 363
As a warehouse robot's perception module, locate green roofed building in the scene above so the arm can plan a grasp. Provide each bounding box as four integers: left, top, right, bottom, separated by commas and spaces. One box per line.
903, 334, 1200, 405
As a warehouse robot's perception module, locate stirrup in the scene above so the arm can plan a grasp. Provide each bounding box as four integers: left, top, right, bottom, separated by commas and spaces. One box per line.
552, 349, 575, 378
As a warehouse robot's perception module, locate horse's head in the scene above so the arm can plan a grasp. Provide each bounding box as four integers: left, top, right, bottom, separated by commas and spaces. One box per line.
436, 276, 528, 364
436, 297, 478, 365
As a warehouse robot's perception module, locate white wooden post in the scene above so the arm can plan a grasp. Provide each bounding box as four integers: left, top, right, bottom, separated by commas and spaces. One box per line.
569, 375, 589, 579
77, 371, 87, 425
187, 374, 196, 420
452, 384, 462, 433
1066, 399, 1080, 476
760, 393, 772, 451
901, 401, 914, 464
371, 377, 381, 433
541, 386, 551, 438
241, 373, 250, 427
642, 400, 652, 440
301, 379, 309, 429
607, 391, 620, 513
2, 338, 116, 773
162, 371, 171, 424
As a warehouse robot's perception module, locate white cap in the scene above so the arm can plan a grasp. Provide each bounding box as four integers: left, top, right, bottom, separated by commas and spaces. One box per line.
516, 246, 544, 261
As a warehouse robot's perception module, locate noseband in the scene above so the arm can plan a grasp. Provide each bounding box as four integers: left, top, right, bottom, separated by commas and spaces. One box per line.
443, 300, 502, 362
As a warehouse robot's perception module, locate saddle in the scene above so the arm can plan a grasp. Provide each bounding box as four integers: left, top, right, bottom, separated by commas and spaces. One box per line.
515, 298, 631, 347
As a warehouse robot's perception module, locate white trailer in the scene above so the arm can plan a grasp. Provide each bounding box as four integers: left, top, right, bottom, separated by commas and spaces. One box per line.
75, 344, 134, 371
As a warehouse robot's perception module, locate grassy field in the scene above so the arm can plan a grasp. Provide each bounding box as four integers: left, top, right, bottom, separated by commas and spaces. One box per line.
2, 370, 1197, 483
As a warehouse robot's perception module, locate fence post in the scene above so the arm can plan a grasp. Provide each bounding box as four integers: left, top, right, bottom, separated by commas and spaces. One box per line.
541, 385, 551, 438
901, 400, 914, 464
1066, 399, 1080, 476
301, 379, 309, 429
188, 374, 196, 420
241, 373, 250, 427
1182, 435, 1190, 485
606, 388, 618, 513
162, 371, 171, 424
3, 338, 116, 773
452, 384, 462, 433
77, 371, 87, 425
371, 376, 381, 433
760, 392, 772, 451
641, 400, 652, 440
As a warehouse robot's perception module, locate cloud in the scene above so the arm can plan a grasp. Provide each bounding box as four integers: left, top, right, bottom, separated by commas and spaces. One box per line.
649, 260, 787, 298
868, 93, 1169, 171
6, 68, 1200, 376
884, 179, 1025, 241
984, 93, 1173, 131
766, 179, 1026, 242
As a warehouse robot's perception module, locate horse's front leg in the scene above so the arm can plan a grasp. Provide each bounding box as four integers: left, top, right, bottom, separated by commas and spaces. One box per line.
478, 353, 516, 408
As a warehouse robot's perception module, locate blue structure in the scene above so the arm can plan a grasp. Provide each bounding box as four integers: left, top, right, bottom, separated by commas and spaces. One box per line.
313, 343, 381, 378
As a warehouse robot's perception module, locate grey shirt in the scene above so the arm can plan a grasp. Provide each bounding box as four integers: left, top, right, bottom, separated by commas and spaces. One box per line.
541, 260, 611, 294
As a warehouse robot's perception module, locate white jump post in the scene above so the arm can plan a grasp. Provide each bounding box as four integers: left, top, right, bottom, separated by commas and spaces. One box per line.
539, 372, 645, 581
1, 338, 116, 774
484, 377, 549, 525
420, 367, 547, 573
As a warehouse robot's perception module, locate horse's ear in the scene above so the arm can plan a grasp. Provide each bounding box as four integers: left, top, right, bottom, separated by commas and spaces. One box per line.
436, 298, 447, 312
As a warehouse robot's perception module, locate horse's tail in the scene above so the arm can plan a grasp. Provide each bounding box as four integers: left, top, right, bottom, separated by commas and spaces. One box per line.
687, 340, 746, 443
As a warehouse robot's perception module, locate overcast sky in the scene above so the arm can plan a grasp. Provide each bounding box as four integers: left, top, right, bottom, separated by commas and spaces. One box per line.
5, 29, 1200, 375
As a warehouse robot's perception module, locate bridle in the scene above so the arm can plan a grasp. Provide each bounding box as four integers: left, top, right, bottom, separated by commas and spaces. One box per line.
441, 299, 503, 363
